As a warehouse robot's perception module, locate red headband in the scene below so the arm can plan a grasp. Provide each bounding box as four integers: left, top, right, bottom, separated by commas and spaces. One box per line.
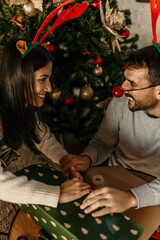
16, 0, 88, 58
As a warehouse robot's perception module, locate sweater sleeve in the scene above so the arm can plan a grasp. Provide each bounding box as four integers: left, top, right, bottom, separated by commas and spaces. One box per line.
0, 163, 60, 207
35, 121, 68, 165
82, 97, 120, 166
130, 178, 160, 208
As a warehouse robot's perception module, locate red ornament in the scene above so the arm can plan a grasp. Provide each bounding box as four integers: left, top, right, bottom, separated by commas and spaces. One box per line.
112, 86, 124, 98
82, 51, 90, 56
121, 29, 130, 38
94, 56, 102, 65
63, 95, 74, 106
90, 0, 100, 10
46, 43, 55, 54
121, 64, 126, 70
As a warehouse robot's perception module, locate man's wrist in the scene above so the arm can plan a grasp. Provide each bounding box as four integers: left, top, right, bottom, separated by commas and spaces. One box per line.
128, 190, 138, 208
82, 155, 92, 166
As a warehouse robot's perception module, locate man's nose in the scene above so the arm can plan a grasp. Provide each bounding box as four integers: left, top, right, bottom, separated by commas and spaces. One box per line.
121, 80, 129, 91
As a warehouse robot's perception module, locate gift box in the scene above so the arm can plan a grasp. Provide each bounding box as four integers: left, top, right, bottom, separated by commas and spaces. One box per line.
15, 164, 144, 240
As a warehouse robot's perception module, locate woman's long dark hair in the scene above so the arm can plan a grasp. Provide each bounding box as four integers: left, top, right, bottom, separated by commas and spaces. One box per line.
0, 37, 53, 150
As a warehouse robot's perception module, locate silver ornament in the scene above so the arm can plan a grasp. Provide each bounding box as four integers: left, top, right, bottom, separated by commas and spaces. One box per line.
23, 0, 38, 17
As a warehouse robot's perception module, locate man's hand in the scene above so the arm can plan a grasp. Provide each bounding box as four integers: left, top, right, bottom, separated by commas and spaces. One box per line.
80, 186, 138, 217
59, 178, 91, 203
60, 154, 91, 179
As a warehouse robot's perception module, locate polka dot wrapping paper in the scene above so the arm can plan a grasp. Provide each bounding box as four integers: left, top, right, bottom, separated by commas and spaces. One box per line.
15, 164, 144, 240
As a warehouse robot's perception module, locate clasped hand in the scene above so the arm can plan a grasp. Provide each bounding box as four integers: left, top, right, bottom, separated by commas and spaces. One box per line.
60, 154, 91, 179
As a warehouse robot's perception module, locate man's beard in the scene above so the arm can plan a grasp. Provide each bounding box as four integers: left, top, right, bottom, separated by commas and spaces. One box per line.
125, 93, 158, 112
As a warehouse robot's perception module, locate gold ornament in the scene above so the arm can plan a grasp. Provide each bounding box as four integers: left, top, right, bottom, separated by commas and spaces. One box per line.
80, 85, 94, 100
23, 0, 38, 17
108, 11, 125, 30
99, 0, 124, 52
51, 0, 68, 7
93, 64, 103, 76
105, 1, 125, 30
48, 87, 61, 100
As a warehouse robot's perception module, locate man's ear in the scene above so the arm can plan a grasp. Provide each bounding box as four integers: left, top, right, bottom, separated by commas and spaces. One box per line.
156, 85, 160, 100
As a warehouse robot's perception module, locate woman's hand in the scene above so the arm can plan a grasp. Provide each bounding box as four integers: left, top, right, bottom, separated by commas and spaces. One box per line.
80, 186, 138, 217
59, 178, 91, 203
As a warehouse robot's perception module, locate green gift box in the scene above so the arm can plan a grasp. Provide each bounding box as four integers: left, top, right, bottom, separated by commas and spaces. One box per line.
15, 164, 144, 240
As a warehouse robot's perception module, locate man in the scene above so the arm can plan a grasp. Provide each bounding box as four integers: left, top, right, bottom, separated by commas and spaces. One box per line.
60, 45, 160, 217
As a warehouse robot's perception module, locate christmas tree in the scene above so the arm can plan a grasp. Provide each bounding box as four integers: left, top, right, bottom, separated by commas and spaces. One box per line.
0, 0, 138, 152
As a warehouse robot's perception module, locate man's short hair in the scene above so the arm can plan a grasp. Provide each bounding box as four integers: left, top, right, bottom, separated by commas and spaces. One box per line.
122, 46, 160, 85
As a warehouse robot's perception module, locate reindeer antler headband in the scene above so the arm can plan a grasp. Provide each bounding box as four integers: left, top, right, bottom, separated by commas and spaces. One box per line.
150, 0, 160, 53
16, 0, 88, 59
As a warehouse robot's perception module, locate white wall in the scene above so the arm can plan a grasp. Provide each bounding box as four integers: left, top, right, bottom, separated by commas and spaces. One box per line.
118, 0, 160, 48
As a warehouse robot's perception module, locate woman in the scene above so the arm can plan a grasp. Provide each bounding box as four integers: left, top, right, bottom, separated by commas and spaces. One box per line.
0, 37, 91, 207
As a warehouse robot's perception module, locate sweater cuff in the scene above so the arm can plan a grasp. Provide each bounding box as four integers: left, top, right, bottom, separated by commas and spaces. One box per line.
81, 149, 100, 166
41, 184, 60, 208
130, 183, 155, 209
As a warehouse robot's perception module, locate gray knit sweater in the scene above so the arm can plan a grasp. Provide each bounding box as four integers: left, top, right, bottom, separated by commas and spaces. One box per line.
83, 96, 160, 208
